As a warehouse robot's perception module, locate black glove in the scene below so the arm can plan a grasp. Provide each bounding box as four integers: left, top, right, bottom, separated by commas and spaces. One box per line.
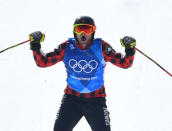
120, 36, 136, 49
29, 31, 45, 50
120, 36, 136, 56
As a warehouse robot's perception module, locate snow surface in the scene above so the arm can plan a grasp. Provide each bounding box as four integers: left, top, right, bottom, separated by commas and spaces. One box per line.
0, 0, 172, 131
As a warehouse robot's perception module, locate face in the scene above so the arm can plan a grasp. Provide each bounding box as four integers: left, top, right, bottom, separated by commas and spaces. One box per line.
76, 32, 93, 49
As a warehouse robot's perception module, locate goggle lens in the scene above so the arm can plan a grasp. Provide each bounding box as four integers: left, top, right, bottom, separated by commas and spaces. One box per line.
73, 24, 96, 35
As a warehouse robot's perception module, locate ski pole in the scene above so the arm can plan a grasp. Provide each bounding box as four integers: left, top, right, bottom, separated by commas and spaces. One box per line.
135, 47, 172, 77
0, 40, 30, 53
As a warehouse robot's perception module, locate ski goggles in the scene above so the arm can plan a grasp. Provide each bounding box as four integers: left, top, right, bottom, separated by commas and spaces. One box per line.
73, 24, 96, 35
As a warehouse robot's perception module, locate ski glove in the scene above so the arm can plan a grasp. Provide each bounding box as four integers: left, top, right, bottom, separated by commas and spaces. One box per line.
29, 31, 45, 51
29, 31, 45, 43
120, 36, 136, 56
120, 36, 136, 49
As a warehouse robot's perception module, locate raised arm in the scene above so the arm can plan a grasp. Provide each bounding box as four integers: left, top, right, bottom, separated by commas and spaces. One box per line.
102, 37, 136, 68
29, 31, 67, 67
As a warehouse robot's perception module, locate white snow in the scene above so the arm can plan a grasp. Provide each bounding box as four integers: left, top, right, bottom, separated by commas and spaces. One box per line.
0, 0, 172, 131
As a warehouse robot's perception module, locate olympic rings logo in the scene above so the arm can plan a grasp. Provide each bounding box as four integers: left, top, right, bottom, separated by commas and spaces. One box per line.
68, 59, 98, 73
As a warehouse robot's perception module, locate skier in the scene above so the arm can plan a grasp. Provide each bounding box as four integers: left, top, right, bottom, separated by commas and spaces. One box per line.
29, 16, 136, 131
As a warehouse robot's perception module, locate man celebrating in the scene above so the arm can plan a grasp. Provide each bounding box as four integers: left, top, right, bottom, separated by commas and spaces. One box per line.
29, 16, 136, 131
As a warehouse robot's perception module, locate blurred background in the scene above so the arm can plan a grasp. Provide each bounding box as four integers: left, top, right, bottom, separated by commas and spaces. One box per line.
0, 0, 172, 131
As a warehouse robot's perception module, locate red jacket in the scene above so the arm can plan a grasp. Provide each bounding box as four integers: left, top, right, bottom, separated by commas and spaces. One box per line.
32, 39, 135, 98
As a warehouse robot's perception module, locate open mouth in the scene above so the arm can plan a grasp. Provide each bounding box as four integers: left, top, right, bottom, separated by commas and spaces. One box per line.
81, 36, 86, 41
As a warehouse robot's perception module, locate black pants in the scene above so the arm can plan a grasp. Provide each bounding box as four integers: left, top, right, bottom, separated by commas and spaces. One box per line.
54, 94, 111, 131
